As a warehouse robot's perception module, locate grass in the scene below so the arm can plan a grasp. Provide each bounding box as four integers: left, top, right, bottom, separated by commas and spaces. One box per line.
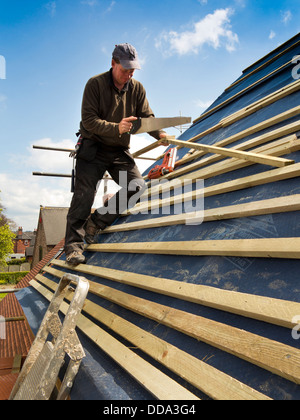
0, 293, 6, 301
0, 279, 7, 301
0, 272, 29, 301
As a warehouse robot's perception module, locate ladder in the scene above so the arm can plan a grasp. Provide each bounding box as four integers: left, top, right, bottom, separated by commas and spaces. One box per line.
9, 273, 89, 400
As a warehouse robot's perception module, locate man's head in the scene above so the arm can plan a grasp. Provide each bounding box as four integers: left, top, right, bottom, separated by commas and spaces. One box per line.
112, 43, 141, 70
111, 43, 141, 89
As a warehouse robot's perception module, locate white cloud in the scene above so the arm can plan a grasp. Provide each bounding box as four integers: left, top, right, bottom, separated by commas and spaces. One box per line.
0, 172, 73, 231
194, 99, 213, 110
281, 10, 292, 25
234, 0, 247, 8
81, 0, 98, 5
45, 1, 56, 18
269, 30, 276, 40
1, 136, 165, 230
156, 8, 239, 56
26, 138, 75, 172
105, 1, 116, 13
1, 138, 75, 230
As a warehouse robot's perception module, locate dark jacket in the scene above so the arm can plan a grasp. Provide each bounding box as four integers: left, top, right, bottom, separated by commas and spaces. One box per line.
78, 69, 162, 161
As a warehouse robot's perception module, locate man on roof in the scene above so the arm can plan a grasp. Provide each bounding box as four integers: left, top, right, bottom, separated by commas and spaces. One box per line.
65, 43, 167, 265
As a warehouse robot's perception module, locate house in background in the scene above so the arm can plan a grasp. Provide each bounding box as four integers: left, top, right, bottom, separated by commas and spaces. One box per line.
32, 207, 68, 267
12, 227, 35, 258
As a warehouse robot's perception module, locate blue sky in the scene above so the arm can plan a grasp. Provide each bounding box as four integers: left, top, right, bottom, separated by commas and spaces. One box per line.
0, 0, 299, 231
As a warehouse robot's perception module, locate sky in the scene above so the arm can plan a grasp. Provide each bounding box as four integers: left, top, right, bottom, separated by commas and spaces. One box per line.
0, 0, 300, 231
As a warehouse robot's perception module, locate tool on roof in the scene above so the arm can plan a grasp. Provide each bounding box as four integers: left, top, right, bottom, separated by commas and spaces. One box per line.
9, 273, 89, 401
148, 147, 177, 179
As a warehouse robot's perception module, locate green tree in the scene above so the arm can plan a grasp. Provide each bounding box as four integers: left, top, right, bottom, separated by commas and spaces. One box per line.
0, 193, 15, 266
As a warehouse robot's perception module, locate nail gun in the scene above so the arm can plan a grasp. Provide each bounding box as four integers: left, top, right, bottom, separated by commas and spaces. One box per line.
148, 147, 177, 179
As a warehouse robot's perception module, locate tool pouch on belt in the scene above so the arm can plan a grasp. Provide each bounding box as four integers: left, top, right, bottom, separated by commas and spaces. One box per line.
75, 135, 98, 162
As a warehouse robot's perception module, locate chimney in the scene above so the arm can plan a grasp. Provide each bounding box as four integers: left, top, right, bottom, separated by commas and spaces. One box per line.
18, 227, 23, 237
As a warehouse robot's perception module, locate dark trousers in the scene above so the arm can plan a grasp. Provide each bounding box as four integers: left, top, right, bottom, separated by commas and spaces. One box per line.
65, 148, 145, 255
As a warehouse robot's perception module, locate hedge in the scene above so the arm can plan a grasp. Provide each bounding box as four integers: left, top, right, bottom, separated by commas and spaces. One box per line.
7, 257, 26, 266
0, 271, 29, 284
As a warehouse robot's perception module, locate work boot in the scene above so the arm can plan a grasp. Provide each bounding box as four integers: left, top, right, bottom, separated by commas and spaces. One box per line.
84, 215, 100, 245
66, 250, 86, 266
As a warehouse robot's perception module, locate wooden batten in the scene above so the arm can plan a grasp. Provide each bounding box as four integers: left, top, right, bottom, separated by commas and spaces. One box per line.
33, 272, 300, 387
32, 273, 272, 400
29, 278, 199, 401
87, 238, 300, 259
49, 261, 300, 330
129, 163, 300, 215
163, 137, 294, 168
103, 194, 300, 233
144, 135, 300, 197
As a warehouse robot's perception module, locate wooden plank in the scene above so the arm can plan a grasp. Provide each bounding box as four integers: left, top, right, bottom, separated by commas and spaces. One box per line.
169, 105, 300, 164
199, 106, 300, 148
155, 83, 300, 164
87, 238, 300, 259
153, 131, 299, 181
36, 274, 270, 400
131, 162, 300, 215
0, 288, 20, 294
29, 278, 199, 401
104, 195, 300, 234
145, 135, 300, 191
2, 317, 25, 323
132, 137, 174, 159
11, 355, 22, 375
50, 261, 300, 329
156, 87, 300, 164
34, 274, 300, 385
164, 137, 294, 168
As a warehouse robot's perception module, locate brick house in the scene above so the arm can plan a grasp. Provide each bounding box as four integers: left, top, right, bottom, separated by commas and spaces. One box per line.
13, 227, 35, 256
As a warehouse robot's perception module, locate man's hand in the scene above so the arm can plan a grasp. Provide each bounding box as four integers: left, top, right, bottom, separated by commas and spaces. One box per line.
158, 132, 169, 146
119, 116, 138, 135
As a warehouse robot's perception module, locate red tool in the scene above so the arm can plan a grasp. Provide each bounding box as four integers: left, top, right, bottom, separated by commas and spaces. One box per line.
148, 148, 177, 179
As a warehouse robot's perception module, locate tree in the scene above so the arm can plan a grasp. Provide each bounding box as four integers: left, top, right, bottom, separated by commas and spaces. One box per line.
0, 193, 15, 266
